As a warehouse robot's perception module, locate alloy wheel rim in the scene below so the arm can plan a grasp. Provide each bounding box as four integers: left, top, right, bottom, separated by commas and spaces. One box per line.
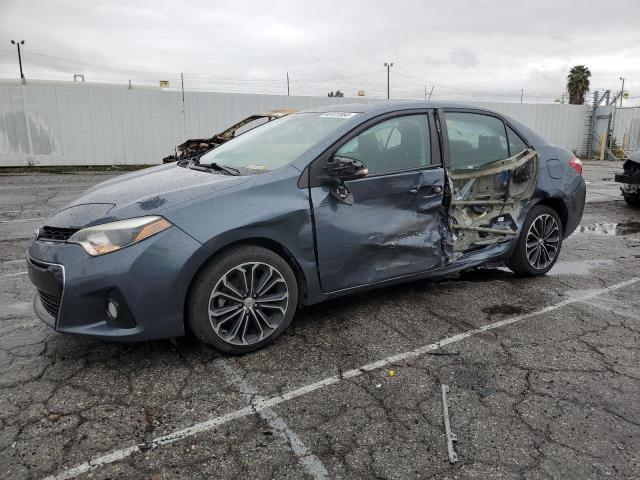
526, 214, 560, 270
208, 262, 289, 346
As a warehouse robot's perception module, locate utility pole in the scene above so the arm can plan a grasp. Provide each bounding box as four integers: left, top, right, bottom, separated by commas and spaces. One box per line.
384, 62, 393, 99
10, 40, 25, 81
520, 89, 523, 103
619, 77, 625, 107
427, 85, 434, 102
181, 72, 186, 137
286, 72, 290, 96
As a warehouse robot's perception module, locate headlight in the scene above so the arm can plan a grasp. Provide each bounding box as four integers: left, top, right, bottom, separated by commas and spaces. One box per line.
68, 216, 172, 256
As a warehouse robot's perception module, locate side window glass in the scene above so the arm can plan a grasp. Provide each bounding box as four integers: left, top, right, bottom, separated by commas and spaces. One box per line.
445, 112, 509, 170
507, 125, 528, 155
336, 115, 429, 174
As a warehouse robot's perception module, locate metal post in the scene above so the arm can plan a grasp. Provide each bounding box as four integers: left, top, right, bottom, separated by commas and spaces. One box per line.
384, 62, 393, 99
520, 89, 523, 103
619, 77, 625, 107
10, 40, 25, 81
286, 72, 290, 96
586, 91, 599, 158
181, 72, 186, 137
17, 43, 24, 79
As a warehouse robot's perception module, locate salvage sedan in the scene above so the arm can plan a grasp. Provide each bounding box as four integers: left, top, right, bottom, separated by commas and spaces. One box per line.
28, 102, 586, 353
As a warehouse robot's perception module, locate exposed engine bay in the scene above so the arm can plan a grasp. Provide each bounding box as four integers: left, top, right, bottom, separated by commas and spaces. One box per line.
447, 148, 539, 256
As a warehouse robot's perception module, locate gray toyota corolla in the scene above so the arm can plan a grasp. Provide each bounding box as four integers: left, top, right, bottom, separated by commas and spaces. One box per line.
28, 102, 586, 353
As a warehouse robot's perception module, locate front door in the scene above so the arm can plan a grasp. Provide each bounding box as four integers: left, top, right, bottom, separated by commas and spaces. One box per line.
309, 113, 448, 292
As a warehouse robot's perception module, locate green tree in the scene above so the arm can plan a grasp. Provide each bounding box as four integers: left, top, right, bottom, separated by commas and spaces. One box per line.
567, 65, 591, 105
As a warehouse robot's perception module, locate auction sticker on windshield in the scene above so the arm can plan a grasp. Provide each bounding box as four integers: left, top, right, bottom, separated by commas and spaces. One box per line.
319, 112, 359, 119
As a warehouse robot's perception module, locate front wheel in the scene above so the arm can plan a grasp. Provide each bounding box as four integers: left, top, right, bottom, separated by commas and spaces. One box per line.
507, 205, 562, 276
187, 245, 298, 354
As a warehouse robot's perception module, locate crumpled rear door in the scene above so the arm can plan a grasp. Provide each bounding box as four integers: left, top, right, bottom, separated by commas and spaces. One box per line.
447, 148, 539, 256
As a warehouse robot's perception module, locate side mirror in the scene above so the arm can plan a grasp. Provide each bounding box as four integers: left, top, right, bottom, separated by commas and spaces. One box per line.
326, 155, 369, 180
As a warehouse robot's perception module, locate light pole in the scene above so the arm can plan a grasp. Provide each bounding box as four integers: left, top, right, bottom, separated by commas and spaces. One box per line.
384, 62, 393, 99
619, 77, 625, 107
10, 40, 25, 80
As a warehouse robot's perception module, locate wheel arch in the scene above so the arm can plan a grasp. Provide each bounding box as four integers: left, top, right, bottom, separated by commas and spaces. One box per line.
183, 237, 310, 327
533, 197, 568, 235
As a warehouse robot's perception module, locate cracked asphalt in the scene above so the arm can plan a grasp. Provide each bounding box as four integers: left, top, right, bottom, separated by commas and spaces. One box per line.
1, 161, 639, 479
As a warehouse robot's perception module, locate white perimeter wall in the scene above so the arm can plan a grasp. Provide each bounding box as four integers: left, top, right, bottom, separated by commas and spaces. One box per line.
0, 80, 589, 166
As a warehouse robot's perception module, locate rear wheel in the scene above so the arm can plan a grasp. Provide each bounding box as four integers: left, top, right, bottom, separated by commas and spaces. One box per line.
507, 205, 562, 276
187, 245, 298, 354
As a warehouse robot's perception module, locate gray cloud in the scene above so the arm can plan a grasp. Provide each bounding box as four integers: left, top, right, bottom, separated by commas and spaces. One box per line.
1, 0, 639, 103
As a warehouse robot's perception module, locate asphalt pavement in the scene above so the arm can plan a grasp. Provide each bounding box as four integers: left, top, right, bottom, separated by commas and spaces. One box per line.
1, 161, 639, 480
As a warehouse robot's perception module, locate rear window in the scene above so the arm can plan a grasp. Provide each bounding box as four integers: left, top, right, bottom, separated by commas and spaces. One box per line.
507, 125, 528, 155
445, 112, 509, 170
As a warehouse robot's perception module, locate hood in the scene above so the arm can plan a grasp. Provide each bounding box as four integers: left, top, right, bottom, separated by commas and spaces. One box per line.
45, 163, 250, 228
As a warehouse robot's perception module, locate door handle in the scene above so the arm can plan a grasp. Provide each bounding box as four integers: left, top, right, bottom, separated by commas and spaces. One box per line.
410, 185, 443, 195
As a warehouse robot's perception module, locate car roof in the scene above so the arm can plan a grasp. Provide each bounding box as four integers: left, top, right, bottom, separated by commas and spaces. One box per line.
302, 100, 473, 114
300, 100, 550, 148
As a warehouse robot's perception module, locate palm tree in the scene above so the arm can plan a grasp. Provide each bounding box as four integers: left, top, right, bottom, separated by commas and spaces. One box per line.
567, 65, 591, 105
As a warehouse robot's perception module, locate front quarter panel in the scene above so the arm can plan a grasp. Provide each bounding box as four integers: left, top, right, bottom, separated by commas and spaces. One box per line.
163, 166, 321, 304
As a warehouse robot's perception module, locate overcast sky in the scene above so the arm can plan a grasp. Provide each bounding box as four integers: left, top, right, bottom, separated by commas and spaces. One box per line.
1, 0, 639, 103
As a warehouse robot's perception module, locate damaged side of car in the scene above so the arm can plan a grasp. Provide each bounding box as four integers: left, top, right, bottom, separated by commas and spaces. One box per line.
447, 148, 539, 257
303, 107, 540, 294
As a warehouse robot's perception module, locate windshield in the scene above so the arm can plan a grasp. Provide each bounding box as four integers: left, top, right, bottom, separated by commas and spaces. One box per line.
199, 112, 358, 173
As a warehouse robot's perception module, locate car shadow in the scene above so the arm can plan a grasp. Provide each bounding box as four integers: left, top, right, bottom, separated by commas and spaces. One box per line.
41, 267, 517, 360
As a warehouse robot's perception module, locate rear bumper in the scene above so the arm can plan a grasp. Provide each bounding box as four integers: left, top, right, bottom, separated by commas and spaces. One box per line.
562, 177, 586, 238
27, 226, 212, 342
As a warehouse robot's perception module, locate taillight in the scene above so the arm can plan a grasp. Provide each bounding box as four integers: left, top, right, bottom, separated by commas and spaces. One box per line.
569, 156, 583, 175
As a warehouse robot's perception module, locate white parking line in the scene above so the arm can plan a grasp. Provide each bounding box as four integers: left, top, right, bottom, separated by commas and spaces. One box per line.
0, 217, 44, 223
0, 259, 27, 266
41, 277, 640, 480
3, 271, 28, 277
0, 301, 33, 318
218, 360, 329, 479
0, 183, 93, 190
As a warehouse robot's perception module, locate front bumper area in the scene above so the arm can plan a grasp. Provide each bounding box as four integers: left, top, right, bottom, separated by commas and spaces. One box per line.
27, 225, 212, 341
28, 257, 65, 328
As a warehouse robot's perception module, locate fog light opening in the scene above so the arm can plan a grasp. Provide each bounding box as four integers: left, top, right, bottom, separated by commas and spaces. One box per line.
104, 290, 136, 329
106, 299, 119, 320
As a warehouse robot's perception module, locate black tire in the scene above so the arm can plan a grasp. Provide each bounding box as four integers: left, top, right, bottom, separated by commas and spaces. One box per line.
623, 193, 640, 207
187, 244, 298, 354
507, 205, 563, 276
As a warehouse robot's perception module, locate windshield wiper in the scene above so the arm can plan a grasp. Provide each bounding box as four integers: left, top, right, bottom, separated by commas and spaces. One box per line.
189, 159, 241, 176
204, 162, 241, 176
